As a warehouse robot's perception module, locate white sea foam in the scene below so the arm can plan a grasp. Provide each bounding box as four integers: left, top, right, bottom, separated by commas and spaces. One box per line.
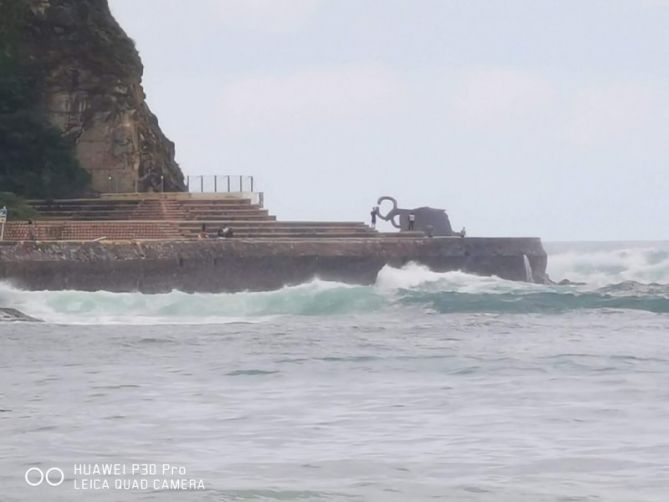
375, 262, 540, 294
547, 245, 669, 286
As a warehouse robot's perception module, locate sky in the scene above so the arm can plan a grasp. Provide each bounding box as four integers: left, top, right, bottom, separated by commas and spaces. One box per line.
108, 0, 669, 240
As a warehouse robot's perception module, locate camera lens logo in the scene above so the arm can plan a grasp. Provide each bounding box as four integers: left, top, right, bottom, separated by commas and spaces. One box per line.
25, 467, 64, 487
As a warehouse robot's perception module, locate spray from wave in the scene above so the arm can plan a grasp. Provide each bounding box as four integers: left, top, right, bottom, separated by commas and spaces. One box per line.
2, 243, 669, 323
546, 242, 669, 286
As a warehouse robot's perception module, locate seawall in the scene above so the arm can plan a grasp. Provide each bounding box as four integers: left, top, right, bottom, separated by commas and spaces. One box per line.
0, 237, 547, 293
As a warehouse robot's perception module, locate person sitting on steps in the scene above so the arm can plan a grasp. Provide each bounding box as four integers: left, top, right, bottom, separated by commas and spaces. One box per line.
217, 226, 234, 238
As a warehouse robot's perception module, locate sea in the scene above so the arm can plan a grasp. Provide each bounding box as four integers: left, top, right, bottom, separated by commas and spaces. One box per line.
1, 241, 668, 502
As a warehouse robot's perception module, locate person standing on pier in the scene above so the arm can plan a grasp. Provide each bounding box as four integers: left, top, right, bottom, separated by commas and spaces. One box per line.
408, 212, 416, 231
370, 206, 378, 229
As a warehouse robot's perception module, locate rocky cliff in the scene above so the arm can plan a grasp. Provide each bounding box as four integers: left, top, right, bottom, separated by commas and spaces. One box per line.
19, 0, 185, 193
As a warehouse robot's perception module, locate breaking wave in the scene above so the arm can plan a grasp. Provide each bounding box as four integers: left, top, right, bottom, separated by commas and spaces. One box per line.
1, 243, 669, 323
0, 279, 385, 324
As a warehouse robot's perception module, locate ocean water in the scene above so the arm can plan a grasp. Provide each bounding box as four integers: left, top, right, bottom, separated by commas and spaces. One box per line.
1, 241, 669, 501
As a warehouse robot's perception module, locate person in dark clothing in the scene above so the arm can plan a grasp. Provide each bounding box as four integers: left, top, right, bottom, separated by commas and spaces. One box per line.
27, 220, 36, 241
408, 212, 416, 231
370, 207, 378, 229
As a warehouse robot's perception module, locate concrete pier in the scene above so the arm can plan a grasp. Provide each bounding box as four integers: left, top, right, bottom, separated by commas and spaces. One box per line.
0, 237, 547, 293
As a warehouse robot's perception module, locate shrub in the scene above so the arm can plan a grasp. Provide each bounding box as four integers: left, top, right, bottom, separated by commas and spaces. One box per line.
0, 192, 38, 221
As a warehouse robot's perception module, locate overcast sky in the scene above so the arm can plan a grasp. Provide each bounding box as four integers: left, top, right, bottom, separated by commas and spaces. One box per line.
109, 0, 668, 240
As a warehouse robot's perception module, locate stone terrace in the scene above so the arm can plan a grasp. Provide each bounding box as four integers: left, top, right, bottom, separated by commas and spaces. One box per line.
3, 193, 418, 241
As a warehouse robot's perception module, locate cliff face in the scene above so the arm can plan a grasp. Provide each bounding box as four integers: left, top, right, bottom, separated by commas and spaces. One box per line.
21, 0, 185, 193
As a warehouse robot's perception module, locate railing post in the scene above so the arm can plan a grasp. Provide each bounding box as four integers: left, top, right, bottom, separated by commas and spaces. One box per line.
200, 175, 204, 193
186, 176, 190, 191
161, 175, 164, 193
250, 176, 254, 192
239, 175, 243, 192
227, 176, 230, 192
214, 176, 218, 193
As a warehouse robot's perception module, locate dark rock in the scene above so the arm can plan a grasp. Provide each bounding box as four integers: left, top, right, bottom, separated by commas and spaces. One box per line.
558, 279, 586, 286
0, 308, 42, 322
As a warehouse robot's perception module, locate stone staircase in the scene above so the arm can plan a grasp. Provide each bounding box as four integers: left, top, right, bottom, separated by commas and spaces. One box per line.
28, 199, 144, 220
4, 221, 182, 241
2, 193, 421, 242
180, 221, 377, 239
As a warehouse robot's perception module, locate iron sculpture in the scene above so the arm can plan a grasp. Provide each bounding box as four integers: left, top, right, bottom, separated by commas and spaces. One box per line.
376, 196, 460, 236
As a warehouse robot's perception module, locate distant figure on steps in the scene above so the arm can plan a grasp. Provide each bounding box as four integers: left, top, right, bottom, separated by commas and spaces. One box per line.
408, 212, 416, 231
27, 220, 36, 241
217, 226, 233, 239
370, 206, 378, 229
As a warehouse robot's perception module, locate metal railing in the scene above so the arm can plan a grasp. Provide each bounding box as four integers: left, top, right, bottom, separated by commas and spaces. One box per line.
185, 175, 255, 194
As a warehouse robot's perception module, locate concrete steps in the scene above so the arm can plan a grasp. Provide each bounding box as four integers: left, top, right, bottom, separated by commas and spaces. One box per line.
3, 221, 182, 241
2, 221, 421, 241
180, 219, 377, 237
15, 193, 408, 241
29, 197, 262, 221
30, 211, 273, 221
188, 230, 377, 238
32, 196, 252, 204
204, 233, 378, 239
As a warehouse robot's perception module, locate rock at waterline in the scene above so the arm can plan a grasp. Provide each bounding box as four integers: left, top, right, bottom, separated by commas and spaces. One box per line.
0, 308, 42, 322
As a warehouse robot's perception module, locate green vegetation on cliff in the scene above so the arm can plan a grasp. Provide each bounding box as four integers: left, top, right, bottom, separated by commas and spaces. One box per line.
0, 0, 90, 200
0, 191, 37, 220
